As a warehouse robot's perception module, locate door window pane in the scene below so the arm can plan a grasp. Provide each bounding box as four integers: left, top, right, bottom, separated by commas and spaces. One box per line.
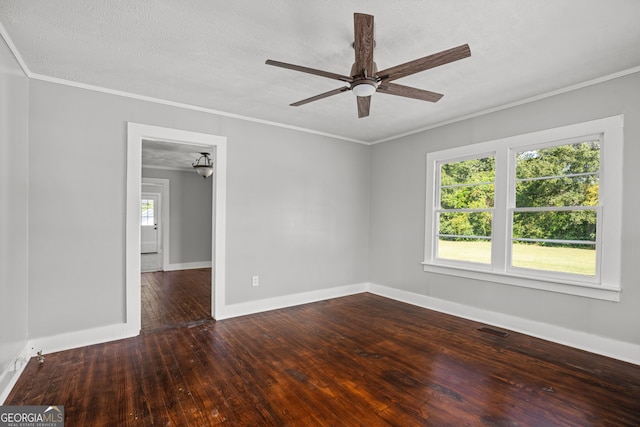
141, 199, 154, 226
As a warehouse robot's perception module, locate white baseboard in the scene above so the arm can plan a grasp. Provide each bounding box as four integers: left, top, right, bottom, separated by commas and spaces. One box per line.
368, 283, 640, 366
164, 261, 212, 271
27, 322, 139, 360
26, 283, 639, 365
0, 343, 30, 404
4, 281, 637, 404
14, 281, 365, 361
216, 282, 369, 320
15, 282, 367, 358
1, 323, 138, 403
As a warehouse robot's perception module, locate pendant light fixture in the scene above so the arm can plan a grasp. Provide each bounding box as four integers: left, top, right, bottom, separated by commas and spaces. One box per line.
192, 152, 214, 179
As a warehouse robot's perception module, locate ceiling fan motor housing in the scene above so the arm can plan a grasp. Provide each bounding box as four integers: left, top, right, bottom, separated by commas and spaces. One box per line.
351, 77, 379, 97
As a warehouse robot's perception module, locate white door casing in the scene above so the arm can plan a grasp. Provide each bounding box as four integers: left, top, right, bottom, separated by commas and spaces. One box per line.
127, 123, 227, 335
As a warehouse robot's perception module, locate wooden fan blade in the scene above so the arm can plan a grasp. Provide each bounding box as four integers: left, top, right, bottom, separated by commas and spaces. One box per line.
377, 44, 471, 82
377, 82, 444, 102
357, 96, 371, 118
290, 86, 350, 107
266, 60, 353, 83
353, 13, 375, 78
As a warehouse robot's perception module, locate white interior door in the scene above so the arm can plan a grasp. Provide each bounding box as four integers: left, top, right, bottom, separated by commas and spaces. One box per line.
141, 193, 160, 253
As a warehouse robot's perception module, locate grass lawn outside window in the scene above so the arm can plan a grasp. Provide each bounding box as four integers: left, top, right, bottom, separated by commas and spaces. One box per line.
438, 240, 596, 276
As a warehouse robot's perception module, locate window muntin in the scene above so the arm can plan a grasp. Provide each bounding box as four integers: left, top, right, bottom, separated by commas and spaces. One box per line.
510, 139, 600, 277
436, 156, 495, 265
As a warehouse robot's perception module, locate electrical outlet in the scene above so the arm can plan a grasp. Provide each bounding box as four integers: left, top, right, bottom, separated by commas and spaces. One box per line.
252, 275, 259, 287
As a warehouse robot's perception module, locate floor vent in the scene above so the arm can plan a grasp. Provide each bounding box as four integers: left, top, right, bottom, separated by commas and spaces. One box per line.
478, 327, 509, 338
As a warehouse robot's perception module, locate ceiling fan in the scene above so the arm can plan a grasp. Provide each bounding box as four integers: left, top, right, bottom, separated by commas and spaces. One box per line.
266, 13, 471, 118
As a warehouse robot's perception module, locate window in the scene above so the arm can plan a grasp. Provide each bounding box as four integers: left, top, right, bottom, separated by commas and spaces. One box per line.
511, 139, 599, 277
141, 199, 155, 226
423, 116, 623, 301
436, 155, 495, 265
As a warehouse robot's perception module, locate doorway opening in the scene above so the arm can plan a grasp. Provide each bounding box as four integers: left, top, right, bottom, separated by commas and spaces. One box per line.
140, 147, 213, 331
126, 123, 227, 336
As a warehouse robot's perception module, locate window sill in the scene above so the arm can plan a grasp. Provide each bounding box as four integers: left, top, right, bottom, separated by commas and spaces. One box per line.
421, 262, 620, 302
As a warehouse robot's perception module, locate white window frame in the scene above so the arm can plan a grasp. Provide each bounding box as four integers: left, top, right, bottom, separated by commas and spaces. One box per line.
434, 151, 496, 270
423, 116, 623, 302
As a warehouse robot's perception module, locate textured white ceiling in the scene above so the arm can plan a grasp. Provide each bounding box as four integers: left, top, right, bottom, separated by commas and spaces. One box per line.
142, 140, 214, 170
1, 0, 639, 144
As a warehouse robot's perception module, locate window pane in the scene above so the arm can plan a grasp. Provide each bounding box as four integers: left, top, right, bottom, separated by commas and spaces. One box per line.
512, 139, 600, 277
440, 157, 495, 186
439, 212, 492, 238
438, 238, 492, 264
437, 155, 494, 266
141, 199, 154, 226
441, 183, 494, 209
513, 210, 596, 242
438, 212, 492, 264
512, 242, 596, 276
143, 209, 154, 226
516, 140, 600, 180
516, 176, 598, 208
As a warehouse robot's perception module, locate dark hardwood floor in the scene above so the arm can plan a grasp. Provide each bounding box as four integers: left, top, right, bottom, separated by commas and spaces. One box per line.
6, 292, 640, 426
141, 268, 212, 332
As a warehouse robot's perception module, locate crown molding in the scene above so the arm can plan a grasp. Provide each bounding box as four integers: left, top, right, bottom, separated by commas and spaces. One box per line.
0, 21, 30, 77
370, 66, 640, 145
2, 21, 639, 147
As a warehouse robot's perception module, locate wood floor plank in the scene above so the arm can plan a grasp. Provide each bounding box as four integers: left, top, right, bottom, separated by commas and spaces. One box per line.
6, 293, 640, 426
141, 268, 211, 332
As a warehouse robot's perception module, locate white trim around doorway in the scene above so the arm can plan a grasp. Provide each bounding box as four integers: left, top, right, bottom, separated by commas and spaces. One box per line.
127, 123, 227, 335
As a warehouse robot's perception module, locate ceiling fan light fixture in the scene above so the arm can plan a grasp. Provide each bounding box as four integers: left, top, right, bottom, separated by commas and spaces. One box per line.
351, 80, 378, 97
192, 152, 214, 179
266, 13, 470, 118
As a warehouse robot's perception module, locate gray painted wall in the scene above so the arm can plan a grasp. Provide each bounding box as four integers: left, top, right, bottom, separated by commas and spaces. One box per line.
142, 168, 213, 265
369, 71, 640, 345
27, 79, 370, 338
8, 44, 638, 355
0, 38, 29, 387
